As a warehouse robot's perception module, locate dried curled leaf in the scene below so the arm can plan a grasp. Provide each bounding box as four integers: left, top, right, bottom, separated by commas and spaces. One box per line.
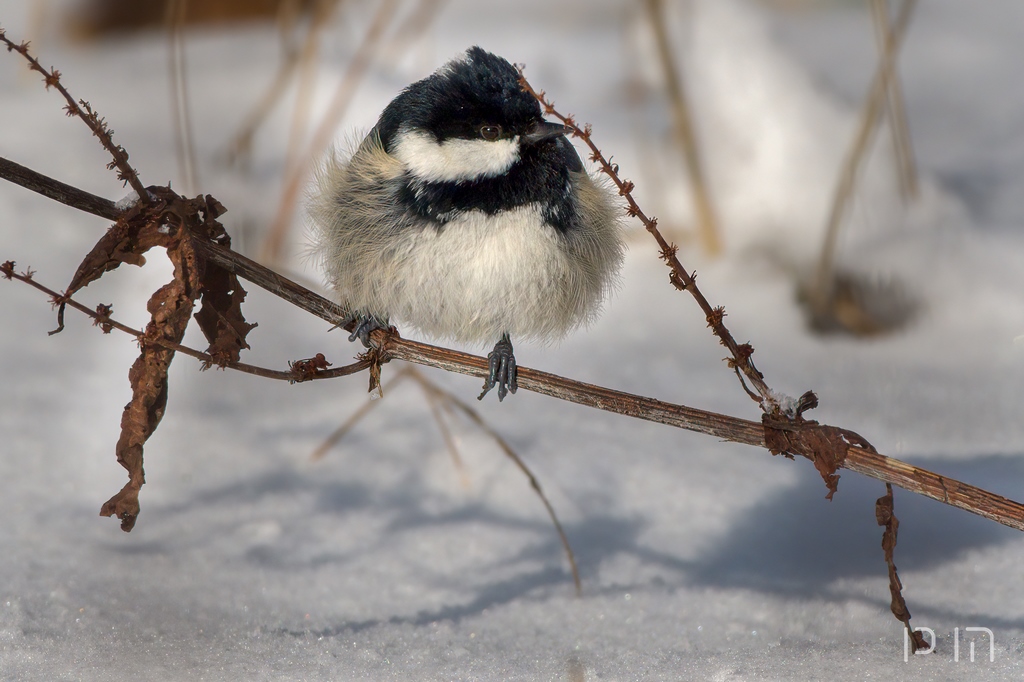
62, 190, 167, 296
179, 194, 255, 366
876, 484, 928, 653
100, 233, 200, 531
94, 189, 255, 531
762, 414, 877, 500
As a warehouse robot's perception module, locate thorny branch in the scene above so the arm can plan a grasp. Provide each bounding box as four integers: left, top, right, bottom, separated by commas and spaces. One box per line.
0, 28, 148, 203
0, 263, 369, 383
516, 70, 779, 413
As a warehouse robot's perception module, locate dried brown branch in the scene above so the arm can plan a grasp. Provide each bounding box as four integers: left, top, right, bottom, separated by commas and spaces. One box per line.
280, 0, 344, 179
516, 70, 776, 412
0, 29, 149, 202
2, 263, 370, 383
414, 370, 470, 486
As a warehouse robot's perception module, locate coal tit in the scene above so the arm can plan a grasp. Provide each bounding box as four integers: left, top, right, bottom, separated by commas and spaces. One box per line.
309, 47, 623, 400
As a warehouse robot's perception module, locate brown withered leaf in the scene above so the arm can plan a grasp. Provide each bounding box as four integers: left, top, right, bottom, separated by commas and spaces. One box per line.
191, 195, 256, 366
97, 190, 254, 531
876, 484, 928, 653
762, 414, 877, 500
62, 189, 167, 298
194, 267, 256, 366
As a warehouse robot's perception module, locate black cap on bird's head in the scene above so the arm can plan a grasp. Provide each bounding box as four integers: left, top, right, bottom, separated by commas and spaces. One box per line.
376, 47, 564, 150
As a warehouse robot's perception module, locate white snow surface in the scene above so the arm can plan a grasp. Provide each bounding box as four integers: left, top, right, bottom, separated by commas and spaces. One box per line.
3, 0, 1024, 679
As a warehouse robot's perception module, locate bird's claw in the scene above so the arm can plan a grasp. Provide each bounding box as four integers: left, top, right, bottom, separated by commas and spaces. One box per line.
338, 312, 388, 348
479, 334, 517, 401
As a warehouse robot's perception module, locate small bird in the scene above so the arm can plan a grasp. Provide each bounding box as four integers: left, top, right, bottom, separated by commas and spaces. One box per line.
308, 47, 623, 400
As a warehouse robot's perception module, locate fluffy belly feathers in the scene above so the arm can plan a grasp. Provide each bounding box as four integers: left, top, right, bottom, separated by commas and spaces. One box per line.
365, 204, 597, 344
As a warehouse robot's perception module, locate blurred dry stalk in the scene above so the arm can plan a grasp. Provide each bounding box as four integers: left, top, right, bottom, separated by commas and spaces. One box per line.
167, 0, 199, 196
870, 0, 918, 201
225, 0, 342, 167
642, 0, 722, 257
2, 25, 1021, 633
233, 0, 446, 257
311, 364, 582, 595
808, 0, 917, 332
261, 0, 398, 264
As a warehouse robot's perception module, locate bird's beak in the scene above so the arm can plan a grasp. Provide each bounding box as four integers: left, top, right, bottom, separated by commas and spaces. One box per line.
522, 120, 569, 145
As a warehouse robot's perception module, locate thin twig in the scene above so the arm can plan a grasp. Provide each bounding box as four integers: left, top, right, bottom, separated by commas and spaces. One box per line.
2, 263, 369, 382
377, 0, 446, 67
643, 0, 722, 256
412, 368, 470, 486
516, 71, 774, 411
407, 369, 582, 596
0, 28, 149, 202
226, 0, 342, 167
308, 362, 578, 592
811, 0, 918, 314
281, 0, 343, 181
310, 366, 412, 460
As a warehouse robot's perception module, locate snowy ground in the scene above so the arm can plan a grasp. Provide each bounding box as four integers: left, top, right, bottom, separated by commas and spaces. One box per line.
3, 0, 1024, 679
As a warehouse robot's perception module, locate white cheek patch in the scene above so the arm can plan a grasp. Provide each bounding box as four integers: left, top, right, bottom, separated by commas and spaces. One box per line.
391, 128, 520, 183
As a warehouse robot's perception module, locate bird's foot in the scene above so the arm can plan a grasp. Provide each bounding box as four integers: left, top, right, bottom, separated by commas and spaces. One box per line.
479, 334, 518, 402
336, 312, 389, 348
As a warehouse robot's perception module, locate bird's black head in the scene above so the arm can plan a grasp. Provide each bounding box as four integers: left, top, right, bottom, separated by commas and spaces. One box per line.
377, 46, 542, 148
377, 47, 584, 233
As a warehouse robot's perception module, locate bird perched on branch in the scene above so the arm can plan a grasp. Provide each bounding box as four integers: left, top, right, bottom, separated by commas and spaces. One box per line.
309, 47, 623, 400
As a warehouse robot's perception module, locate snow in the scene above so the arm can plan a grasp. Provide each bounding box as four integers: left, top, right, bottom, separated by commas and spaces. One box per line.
3, 0, 1024, 679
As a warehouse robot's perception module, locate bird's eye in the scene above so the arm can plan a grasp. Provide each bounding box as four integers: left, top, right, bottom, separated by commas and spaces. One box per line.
479, 125, 502, 140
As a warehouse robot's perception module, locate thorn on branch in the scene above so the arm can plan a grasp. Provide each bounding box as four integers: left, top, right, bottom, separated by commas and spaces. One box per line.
794, 390, 819, 418
0, 260, 14, 279
728, 343, 754, 368
707, 305, 726, 329
289, 352, 332, 382
618, 180, 634, 196
93, 303, 114, 333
